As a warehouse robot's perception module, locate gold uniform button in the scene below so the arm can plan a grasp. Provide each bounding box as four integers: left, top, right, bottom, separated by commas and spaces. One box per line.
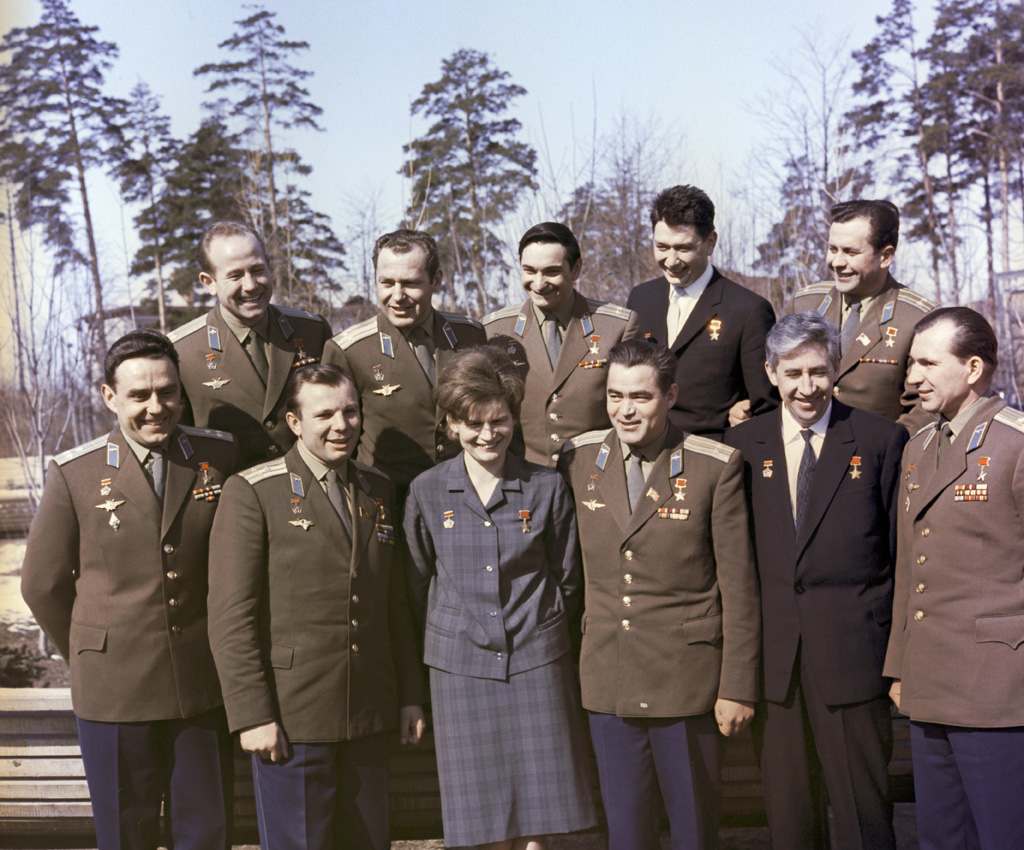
171, 625, 182, 635
168, 598, 178, 608
264, 418, 275, 428
163, 544, 174, 554
914, 610, 925, 622
917, 555, 927, 565
267, 444, 280, 456
915, 583, 927, 593
484, 521, 492, 528
833, 386, 841, 396
640, 701, 649, 709
551, 453, 559, 463
921, 528, 931, 537
621, 619, 631, 630
622, 596, 632, 607
350, 643, 360, 654
549, 412, 560, 421
351, 618, 359, 629
623, 574, 633, 584
485, 565, 494, 572
551, 392, 560, 401
351, 594, 359, 604
550, 433, 560, 443
165, 570, 179, 581
624, 550, 634, 561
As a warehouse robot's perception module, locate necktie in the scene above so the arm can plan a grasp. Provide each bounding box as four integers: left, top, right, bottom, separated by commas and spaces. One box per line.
840, 298, 862, 357
144, 450, 165, 503
795, 429, 816, 532
410, 327, 435, 385
934, 419, 953, 468
542, 316, 561, 369
325, 468, 352, 537
667, 287, 684, 343
626, 452, 645, 514
244, 331, 269, 385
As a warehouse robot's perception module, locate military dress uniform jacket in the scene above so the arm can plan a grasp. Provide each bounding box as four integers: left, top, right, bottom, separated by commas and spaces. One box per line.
21, 426, 237, 722
403, 452, 581, 680
792, 276, 934, 432
626, 270, 778, 436
207, 444, 424, 743
483, 293, 641, 467
169, 304, 331, 468
560, 427, 760, 718
322, 310, 486, 491
883, 397, 1024, 728
725, 402, 907, 706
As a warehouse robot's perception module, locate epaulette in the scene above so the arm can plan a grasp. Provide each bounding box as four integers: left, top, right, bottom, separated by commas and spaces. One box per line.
568, 428, 613, 450
53, 435, 107, 467
994, 406, 1024, 435
683, 433, 735, 463
275, 304, 321, 322
897, 288, 937, 314
439, 311, 484, 330
239, 458, 288, 485
909, 421, 938, 442
481, 305, 520, 325
794, 282, 834, 299
586, 298, 632, 321
179, 425, 234, 443
331, 316, 379, 350
166, 314, 207, 344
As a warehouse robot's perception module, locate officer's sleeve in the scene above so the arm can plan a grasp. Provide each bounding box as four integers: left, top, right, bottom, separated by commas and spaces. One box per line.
741, 298, 778, 417
20, 462, 78, 660
545, 473, 583, 621
711, 448, 761, 702
402, 482, 436, 633
207, 475, 276, 734
621, 308, 643, 343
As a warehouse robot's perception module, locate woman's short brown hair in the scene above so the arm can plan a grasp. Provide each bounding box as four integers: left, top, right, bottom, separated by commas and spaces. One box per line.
436, 345, 525, 425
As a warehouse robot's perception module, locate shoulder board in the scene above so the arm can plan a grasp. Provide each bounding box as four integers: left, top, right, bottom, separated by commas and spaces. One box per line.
568, 428, 614, 450
438, 311, 483, 330
994, 406, 1024, 434
53, 435, 107, 467
332, 316, 378, 350
794, 282, 834, 299
897, 288, 937, 314
586, 298, 632, 321
683, 434, 735, 463
178, 425, 234, 443
239, 458, 288, 485
910, 421, 938, 442
166, 314, 207, 344
481, 305, 521, 325
275, 304, 321, 322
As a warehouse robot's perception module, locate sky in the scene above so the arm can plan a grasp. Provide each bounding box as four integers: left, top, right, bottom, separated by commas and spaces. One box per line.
4, 0, 918, 302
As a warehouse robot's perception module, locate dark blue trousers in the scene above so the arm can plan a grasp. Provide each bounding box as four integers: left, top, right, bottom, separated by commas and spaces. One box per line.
76, 708, 233, 850
588, 711, 721, 850
911, 721, 1024, 850
251, 733, 391, 850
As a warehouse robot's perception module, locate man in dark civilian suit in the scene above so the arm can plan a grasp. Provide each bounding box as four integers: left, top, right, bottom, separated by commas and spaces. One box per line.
725, 313, 906, 850
626, 185, 777, 438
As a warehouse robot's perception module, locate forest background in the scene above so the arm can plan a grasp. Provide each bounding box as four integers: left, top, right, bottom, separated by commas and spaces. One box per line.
3, 0, 1024, 506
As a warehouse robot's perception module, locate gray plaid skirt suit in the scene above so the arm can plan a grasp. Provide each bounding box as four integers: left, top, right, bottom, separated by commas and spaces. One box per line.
404, 452, 596, 846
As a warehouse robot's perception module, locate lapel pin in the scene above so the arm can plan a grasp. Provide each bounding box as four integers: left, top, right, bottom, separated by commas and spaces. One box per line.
290, 473, 305, 499
443, 322, 459, 349
670, 449, 682, 478
372, 364, 385, 383
588, 334, 601, 355
99, 477, 112, 497
884, 327, 898, 348
707, 318, 723, 341
442, 510, 455, 529
674, 478, 687, 501
646, 487, 660, 502
977, 456, 990, 482
290, 496, 303, 515
372, 384, 401, 397
580, 314, 595, 337
96, 498, 126, 513
108, 513, 121, 531
817, 294, 833, 315
856, 333, 871, 346
289, 518, 315, 531
205, 352, 221, 370
762, 459, 774, 479
519, 509, 532, 533
106, 443, 120, 469
582, 499, 606, 511
849, 456, 862, 480
202, 377, 231, 390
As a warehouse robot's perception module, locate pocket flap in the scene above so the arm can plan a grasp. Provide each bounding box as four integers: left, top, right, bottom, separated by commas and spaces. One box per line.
71, 622, 107, 654
270, 644, 294, 669
976, 614, 1024, 649
685, 613, 723, 645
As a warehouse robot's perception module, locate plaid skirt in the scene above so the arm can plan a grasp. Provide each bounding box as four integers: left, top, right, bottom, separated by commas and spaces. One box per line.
430, 653, 597, 847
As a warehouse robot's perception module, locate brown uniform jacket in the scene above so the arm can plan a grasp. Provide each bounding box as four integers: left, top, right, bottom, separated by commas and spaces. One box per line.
483, 293, 640, 467
321, 309, 486, 491
883, 397, 1024, 728
207, 444, 424, 742
169, 304, 331, 468
21, 426, 237, 722
560, 426, 760, 718
791, 276, 935, 431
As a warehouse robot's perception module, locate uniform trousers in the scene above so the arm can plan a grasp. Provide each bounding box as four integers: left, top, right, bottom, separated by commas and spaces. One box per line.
911, 721, 1024, 850
587, 711, 720, 850
250, 733, 390, 850
756, 651, 894, 850
76, 707, 233, 850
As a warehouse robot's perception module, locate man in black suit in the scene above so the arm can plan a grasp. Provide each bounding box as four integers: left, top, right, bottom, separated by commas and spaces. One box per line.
627, 184, 777, 438
725, 312, 906, 850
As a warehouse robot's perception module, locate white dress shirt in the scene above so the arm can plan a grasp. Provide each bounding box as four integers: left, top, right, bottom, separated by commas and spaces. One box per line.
780, 401, 832, 520
666, 263, 715, 343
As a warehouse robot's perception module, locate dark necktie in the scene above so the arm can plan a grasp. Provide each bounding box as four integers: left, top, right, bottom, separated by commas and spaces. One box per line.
542, 316, 561, 369
410, 327, 435, 385
244, 331, 269, 385
144, 450, 165, 503
934, 419, 953, 468
325, 468, 352, 537
626, 452, 645, 514
795, 429, 816, 532
839, 298, 862, 357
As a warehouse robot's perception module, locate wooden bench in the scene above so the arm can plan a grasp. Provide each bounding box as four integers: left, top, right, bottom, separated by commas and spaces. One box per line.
0, 687, 913, 845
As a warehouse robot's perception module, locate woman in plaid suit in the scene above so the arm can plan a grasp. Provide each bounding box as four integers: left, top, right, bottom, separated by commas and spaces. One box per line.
404, 345, 596, 849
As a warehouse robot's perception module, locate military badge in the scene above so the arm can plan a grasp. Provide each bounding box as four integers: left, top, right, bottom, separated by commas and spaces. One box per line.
99, 477, 112, 497
290, 473, 305, 499
519, 509, 532, 533
96, 498, 126, 513
967, 422, 988, 452
880, 300, 896, 324
582, 499, 606, 511
191, 484, 222, 502
977, 456, 990, 482
513, 314, 527, 337
379, 332, 395, 359
884, 327, 898, 348
178, 434, 194, 461
670, 449, 682, 478
646, 487, 660, 502
108, 513, 121, 532
954, 482, 988, 502
289, 518, 315, 531
762, 459, 774, 479
856, 333, 871, 347
588, 334, 601, 355
376, 523, 396, 544
849, 456, 862, 480
707, 318, 723, 341
292, 338, 317, 368
372, 363, 385, 383
290, 496, 303, 515
442, 510, 455, 529
674, 478, 687, 502
372, 384, 401, 397
202, 377, 231, 390
106, 443, 120, 469
205, 352, 221, 370
207, 325, 223, 352
442, 321, 459, 349
595, 444, 610, 471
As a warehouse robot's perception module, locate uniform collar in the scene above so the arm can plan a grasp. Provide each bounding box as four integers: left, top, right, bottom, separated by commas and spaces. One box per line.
947, 393, 995, 441
219, 304, 270, 343
120, 429, 169, 462
295, 438, 349, 484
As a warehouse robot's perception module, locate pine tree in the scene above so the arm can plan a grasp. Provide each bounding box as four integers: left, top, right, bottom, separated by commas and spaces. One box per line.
402, 49, 538, 315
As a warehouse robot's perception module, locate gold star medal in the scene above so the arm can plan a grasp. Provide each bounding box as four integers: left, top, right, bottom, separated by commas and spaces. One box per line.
588, 334, 601, 355
849, 456, 862, 480
519, 509, 532, 533
884, 327, 898, 348
442, 510, 455, 529
674, 478, 687, 502
978, 456, 990, 482
762, 459, 774, 479
707, 318, 723, 341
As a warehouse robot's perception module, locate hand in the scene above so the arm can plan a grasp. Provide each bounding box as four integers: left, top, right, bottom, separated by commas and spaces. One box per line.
888, 680, 902, 712
239, 721, 289, 762
715, 697, 754, 737
399, 705, 426, 745
728, 399, 752, 427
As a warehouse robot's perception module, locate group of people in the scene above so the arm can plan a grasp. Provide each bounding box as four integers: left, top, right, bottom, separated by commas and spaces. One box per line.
19, 184, 1024, 850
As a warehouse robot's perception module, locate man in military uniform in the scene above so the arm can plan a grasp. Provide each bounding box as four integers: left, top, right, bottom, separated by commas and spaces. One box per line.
483, 221, 640, 466
169, 221, 332, 468
321, 229, 485, 495
627, 184, 777, 438
208, 364, 424, 850
791, 200, 935, 432
560, 339, 760, 850
885, 307, 1024, 850
21, 330, 237, 850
